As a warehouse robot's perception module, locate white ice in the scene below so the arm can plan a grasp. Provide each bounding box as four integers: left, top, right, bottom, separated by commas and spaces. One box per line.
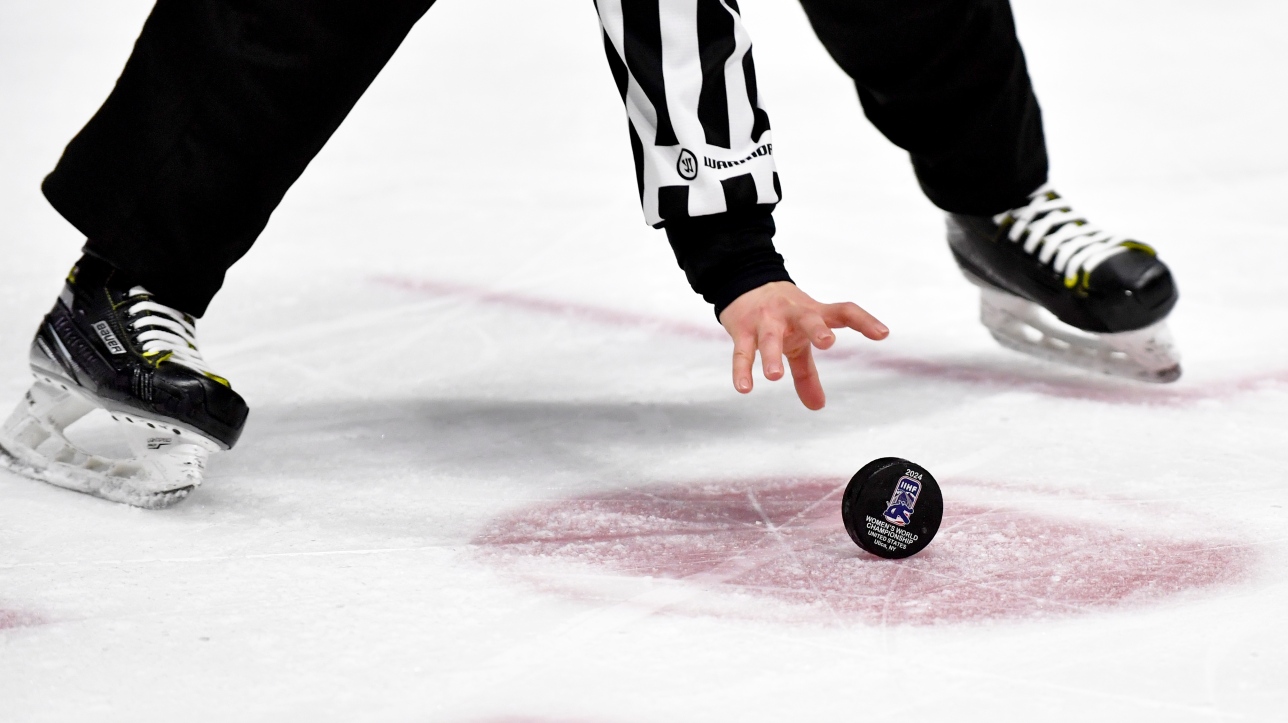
2, 1, 1287, 720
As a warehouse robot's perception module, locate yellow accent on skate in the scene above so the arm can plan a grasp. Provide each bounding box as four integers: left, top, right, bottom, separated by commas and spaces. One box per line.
203, 373, 231, 388
141, 350, 232, 388
1119, 240, 1157, 257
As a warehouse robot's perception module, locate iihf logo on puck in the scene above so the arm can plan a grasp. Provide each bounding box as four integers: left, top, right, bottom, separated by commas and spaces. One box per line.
841, 457, 943, 560
882, 474, 922, 527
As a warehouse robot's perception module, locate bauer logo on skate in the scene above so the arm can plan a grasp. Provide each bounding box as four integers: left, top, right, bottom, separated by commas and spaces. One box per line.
91, 321, 126, 355
882, 475, 922, 527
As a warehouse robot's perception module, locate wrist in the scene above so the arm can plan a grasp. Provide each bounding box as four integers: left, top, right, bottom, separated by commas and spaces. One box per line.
663, 207, 793, 318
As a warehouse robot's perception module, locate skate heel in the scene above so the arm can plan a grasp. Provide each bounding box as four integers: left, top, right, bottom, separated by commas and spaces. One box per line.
1, 377, 96, 467
0, 375, 220, 509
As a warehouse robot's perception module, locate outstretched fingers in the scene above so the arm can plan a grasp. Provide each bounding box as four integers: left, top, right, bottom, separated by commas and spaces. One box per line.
787, 343, 825, 410
799, 312, 836, 350
717, 282, 889, 410
823, 301, 889, 340
758, 324, 786, 381
731, 332, 757, 394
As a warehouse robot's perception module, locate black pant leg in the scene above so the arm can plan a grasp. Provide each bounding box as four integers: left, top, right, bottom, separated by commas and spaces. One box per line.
795, 0, 1047, 215
43, 0, 437, 316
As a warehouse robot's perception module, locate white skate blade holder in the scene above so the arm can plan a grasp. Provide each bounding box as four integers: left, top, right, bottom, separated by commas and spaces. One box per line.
964, 272, 1182, 383
0, 373, 222, 509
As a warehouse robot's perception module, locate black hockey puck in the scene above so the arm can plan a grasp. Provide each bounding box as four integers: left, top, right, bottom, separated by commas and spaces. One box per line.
841, 457, 943, 560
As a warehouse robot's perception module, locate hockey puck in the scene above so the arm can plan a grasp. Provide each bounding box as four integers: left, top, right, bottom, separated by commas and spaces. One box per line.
841, 457, 943, 559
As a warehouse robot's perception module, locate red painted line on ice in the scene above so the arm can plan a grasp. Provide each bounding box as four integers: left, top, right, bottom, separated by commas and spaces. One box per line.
0, 609, 43, 630
473, 476, 1252, 626
373, 275, 1288, 406
375, 276, 725, 343
471, 718, 606, 723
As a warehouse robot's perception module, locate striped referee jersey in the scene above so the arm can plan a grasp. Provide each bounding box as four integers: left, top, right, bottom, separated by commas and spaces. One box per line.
595, 0, 781, 227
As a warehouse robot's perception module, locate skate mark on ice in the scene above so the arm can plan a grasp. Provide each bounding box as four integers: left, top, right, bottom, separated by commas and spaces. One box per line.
474, 476, 1252, 626
374, 275, 1288, 406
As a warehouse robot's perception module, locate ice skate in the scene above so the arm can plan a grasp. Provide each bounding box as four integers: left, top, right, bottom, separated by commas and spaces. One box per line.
0, 259, 248, 508
947, 184, 1181, 382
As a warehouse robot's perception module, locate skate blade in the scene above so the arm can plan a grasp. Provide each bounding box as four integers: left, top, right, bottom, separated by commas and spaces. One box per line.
0, 376, 220, 509
974, 284, 1182, 384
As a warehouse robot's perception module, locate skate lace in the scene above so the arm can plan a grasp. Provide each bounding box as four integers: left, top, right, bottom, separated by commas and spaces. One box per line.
124, 287, 230, 387
996, 184, 1154, 289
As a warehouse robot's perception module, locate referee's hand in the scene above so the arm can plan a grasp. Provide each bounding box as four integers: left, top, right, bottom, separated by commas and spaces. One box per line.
718, 281, 888, 410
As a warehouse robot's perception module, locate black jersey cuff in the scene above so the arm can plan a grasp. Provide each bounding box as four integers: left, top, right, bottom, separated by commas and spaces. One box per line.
663, 207, 793, 319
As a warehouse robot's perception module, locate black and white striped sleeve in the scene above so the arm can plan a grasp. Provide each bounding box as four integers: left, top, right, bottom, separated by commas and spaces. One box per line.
595, 0, 781, 228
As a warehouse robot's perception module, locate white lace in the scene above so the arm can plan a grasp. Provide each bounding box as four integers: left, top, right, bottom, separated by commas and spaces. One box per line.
996, 184, 1139, 287
125, 287, 221, 379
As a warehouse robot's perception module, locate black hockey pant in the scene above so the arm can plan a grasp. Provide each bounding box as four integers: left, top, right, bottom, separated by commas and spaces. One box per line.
42, 0, 1047, 316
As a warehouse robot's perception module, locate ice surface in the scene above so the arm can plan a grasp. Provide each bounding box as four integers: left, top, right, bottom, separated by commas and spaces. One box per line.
2, 0, 1288, 721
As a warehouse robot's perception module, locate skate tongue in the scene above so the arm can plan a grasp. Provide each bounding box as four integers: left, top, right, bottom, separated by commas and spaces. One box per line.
67, 254, 126, 290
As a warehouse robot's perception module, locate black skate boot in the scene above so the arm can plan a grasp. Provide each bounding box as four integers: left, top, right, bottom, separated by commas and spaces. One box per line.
947, 184, 1181, 382
0, 257, 248, 508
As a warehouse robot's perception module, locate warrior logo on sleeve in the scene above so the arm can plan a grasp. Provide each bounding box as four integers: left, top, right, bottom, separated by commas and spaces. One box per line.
882, 475, 922, 527
677, 149, 698, 180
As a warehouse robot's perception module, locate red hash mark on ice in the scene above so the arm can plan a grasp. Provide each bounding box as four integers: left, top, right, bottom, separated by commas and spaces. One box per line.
376, 274, 1288, 406
471, 718, 607, 723
0, 609, 43, 630
475, 477, 1251, 626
